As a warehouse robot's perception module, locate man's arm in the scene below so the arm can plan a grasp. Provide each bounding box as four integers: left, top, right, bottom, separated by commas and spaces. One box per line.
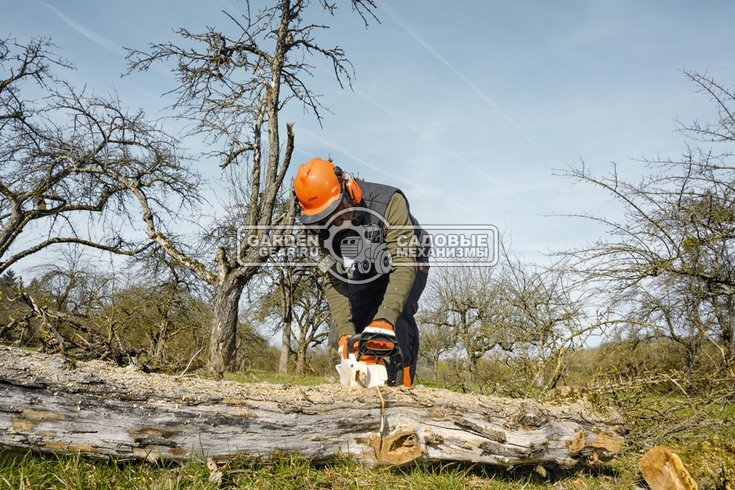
323, 268, 356, 340
374, 192, 417, 325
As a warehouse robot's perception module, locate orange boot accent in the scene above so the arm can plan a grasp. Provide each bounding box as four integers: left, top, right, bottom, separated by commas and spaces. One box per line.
402, 366, 412, 387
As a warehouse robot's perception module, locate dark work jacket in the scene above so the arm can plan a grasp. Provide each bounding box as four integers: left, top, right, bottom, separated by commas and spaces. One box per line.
320, 180, 428, 338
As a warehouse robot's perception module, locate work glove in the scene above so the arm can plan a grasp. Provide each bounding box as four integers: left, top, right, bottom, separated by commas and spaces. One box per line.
358, 320, 399, 359
361, 320, 409, 386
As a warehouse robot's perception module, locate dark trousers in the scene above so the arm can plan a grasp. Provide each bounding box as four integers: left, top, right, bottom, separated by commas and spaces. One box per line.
349, 265, 429, 381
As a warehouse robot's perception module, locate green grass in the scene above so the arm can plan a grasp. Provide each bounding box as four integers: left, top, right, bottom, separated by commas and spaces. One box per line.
603, 390, 735, 488
0, 451, 645, 489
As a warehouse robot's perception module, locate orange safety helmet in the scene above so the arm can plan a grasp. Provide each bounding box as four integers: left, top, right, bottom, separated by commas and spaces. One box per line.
293, 157, 362, 224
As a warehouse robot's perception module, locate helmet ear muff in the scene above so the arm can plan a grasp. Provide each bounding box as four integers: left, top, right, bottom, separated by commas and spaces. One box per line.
345, 176, 362, 204
333, 166, 362, 205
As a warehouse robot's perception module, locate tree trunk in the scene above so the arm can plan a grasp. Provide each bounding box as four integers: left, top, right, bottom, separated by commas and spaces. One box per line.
151, 321, 168, 363
0, 345, 625, 468
295, 341, 307, 375
208, 273, 243, 378
535, 357, 546, 389
278, 319, 291, 375
467, 352, 478, 383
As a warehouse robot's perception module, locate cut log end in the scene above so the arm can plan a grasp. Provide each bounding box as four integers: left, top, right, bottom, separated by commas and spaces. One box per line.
639, 446, 698, 490
367, 426, 423, 466
0, 346, 625, 468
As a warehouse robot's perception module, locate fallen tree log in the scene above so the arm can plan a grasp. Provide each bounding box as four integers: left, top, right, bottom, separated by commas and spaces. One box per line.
0, 345, 625, 467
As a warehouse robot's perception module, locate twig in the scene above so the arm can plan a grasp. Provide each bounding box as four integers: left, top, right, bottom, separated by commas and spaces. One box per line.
179, 347, 204, 376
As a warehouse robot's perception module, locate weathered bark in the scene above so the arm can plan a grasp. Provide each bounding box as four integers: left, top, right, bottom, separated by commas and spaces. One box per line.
0, 346, 625, 467
276, 265, 295, 375
278, 319, 291, 375
208, 272, 244, 377
295, 341, 307, 375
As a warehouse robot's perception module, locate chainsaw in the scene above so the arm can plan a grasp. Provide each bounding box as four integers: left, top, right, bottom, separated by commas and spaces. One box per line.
336, 331, 402, 388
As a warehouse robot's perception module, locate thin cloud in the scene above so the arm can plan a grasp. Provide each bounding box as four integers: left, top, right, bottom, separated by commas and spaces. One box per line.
297, 127, 406, 182
355, 88, 538, 213
295, 128, 487, 220
380, 3, 542, 153
41, 1, 124, 57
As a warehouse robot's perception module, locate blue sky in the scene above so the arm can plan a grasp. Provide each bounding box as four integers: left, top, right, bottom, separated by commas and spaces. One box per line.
3, 0, 735, 272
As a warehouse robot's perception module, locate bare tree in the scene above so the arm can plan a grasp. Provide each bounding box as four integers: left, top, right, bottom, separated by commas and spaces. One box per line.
0, 37, 199, 275
560, 71, 735, 373
257, 261, 329, 375
416, 314, 456, 381
291, 273, 330, 375
125, 0, 375, 376
274, 264, 297, 375
421, 254, 599, 392
0, 249, 134, 362
425, 266, 511, 382
109, 280, 211, 368
499, 257, 597, 391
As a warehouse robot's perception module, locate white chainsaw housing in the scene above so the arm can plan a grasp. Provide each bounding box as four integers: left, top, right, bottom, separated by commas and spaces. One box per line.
336, 353, 388, 388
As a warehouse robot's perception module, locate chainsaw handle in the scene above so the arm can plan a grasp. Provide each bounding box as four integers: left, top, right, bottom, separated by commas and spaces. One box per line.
346, 334, 361, 355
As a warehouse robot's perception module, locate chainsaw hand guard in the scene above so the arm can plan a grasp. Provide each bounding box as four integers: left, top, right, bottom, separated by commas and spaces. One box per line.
357, 329, 400, 361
